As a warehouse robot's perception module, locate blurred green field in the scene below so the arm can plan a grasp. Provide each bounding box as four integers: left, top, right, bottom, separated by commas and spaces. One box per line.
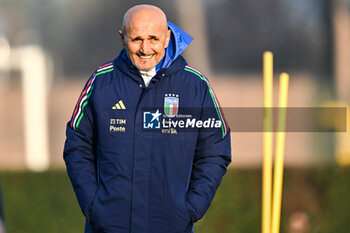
1, 167, 350, 233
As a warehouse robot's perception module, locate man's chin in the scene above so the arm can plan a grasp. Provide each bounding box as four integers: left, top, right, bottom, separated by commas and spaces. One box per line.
136, 64, 157, 72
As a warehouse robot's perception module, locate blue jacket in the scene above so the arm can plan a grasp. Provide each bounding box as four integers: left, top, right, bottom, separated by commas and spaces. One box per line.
64, 22, 231, 233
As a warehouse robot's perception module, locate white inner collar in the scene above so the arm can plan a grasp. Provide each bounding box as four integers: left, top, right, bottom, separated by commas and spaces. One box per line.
139, 67, 156, 87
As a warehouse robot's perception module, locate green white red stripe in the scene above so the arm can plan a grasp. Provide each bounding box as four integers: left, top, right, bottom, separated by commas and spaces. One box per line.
184, 65, 229, 138
97, 63, 113, 72
71, 63, 114, 130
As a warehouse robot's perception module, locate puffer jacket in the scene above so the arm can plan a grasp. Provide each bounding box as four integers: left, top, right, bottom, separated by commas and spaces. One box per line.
64, 22, 231, 233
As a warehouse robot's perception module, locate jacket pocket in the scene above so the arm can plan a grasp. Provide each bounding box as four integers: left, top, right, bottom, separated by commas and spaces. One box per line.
168, 200, 193, 231
186, 200, 202, 222
89, 184, 102, 225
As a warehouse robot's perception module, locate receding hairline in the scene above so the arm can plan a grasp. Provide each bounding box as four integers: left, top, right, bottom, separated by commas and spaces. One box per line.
121, 4, 168, 35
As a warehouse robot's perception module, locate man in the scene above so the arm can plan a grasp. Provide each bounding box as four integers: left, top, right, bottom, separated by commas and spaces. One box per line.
64, 4, 231, 233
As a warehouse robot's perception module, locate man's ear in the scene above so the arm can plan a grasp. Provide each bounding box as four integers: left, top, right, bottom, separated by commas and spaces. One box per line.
164, 29, 171, 48
119, 30, 125, 47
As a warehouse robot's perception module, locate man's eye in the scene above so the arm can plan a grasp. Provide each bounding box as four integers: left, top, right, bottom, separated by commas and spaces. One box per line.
131, 37, 142, 42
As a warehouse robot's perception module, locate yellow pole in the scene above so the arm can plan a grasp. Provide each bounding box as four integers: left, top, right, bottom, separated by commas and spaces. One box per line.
271, 73, 289, 233
262, 51, 273, 233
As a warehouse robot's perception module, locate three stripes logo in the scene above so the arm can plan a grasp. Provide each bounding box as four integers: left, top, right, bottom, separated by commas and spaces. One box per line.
112, 100, 126, 110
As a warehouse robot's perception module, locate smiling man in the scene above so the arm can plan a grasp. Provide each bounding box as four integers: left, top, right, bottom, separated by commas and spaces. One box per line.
64, 4, 231, 233
119, 5, 171, 72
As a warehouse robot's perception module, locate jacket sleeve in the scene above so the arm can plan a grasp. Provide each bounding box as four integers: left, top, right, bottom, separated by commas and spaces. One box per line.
63, 73, 98, 224
186, 80, 231, 222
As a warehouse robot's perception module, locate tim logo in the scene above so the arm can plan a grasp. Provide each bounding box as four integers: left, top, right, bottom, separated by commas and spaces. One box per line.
143, 109, 162, 129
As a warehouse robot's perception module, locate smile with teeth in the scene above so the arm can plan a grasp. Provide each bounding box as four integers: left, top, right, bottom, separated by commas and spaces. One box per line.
138, 54, 155, 59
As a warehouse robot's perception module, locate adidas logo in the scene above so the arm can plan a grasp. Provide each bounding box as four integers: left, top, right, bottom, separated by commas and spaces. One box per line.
112, 100, 126, 110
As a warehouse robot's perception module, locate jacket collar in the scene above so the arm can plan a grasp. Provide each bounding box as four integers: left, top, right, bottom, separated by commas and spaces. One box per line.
114, 50, 188, 84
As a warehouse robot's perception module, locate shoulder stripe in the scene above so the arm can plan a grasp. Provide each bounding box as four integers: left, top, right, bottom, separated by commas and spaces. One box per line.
97, 65, 113, 73
99, 62, 113, 69
70, 66, 114, 131
184, 66, 229, 138
70, 73, 95, 129
185, 66, 207, 80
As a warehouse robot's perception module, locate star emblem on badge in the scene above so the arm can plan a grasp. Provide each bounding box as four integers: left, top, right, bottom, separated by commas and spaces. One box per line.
151, 109, 162, 122
165, 93, 179, 97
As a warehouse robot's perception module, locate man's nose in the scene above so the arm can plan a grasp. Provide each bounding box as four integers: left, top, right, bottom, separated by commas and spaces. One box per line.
140, 40, 151, 54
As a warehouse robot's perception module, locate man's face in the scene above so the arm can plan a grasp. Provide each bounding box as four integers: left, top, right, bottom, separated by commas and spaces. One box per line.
120, 16, 171, 71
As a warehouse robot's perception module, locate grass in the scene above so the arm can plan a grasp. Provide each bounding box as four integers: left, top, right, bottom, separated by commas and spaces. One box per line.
0, 171, 84, 233
1, 167, 350, 233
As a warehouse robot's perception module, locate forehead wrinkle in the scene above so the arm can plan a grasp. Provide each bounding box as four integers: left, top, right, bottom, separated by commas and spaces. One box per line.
127, 20, 164, 39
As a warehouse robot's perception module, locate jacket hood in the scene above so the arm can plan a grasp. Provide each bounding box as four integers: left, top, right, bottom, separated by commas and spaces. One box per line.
120, 21, 193, 71
160, 21, 193, 69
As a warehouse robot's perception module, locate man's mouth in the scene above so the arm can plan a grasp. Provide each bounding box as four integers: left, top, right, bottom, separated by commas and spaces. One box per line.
138, 54, 155, 59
